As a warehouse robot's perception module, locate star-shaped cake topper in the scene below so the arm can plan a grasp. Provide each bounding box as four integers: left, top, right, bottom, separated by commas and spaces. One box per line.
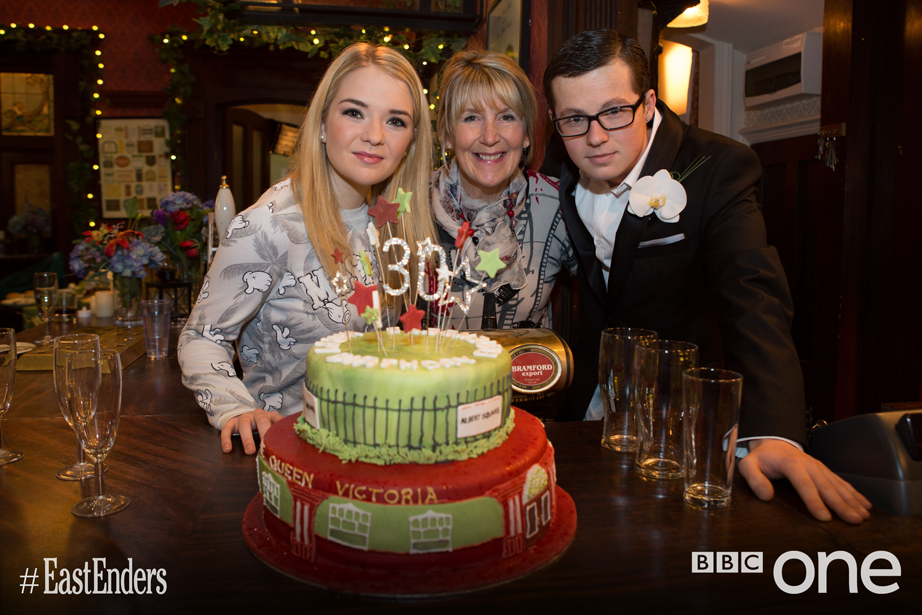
475, 248, 506, 278
394, 188, 412, 215
369, 195, 400, 228
399, 304, 425, 332
436, 263, 453, 284
361, 306, 380, 326
332, 247, 345, 265
348, 281, 378, 315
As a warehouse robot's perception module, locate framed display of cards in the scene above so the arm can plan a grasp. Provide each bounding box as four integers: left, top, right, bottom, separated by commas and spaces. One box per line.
96, 118, 173, 218
487, 0, 530, 73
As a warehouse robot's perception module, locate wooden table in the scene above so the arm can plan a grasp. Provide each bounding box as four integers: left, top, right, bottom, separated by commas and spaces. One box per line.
2, 322, 920, 614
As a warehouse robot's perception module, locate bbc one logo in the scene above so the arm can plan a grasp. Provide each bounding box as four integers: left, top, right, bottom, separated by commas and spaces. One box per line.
692, 551, 901, 595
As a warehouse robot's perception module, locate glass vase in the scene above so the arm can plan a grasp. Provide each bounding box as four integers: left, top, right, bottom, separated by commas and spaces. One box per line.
113, 275, 142, 327
26, 232, 43, 254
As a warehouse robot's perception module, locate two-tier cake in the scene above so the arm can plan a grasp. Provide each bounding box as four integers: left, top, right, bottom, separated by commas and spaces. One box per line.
242, 329, 577, 596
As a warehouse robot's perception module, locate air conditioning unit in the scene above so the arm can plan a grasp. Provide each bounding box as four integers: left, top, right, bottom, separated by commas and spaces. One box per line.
744, 32, 822, 109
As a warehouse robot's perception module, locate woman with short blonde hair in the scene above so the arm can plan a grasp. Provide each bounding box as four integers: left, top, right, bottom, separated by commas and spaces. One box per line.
431, 48, 573, 330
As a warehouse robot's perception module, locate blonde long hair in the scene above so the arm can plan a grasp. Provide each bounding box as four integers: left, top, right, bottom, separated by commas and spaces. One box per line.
288, 43, 436, 293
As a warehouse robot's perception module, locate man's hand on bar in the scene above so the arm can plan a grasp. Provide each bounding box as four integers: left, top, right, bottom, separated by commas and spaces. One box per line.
221, 409, 284, 455
739, 439, 872, 524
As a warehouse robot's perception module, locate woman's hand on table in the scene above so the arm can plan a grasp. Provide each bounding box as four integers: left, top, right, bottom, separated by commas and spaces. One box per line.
739, 439, 872, 524
221, 409, 284, 454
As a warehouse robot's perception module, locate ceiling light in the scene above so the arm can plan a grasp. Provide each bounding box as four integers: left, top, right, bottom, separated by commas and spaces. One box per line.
668, 0, 709, 28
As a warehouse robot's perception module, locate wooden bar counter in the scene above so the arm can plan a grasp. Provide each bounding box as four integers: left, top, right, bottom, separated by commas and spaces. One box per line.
1, 321, 920, 614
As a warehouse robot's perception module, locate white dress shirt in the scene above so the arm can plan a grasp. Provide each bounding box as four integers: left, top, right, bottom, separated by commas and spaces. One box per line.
576, 110, 803, 456
579, 110, 660, 421
575, 109, 662, 287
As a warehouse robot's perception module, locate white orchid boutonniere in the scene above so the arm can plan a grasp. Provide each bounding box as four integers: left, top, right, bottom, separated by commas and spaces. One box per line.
628, 155, 710, 224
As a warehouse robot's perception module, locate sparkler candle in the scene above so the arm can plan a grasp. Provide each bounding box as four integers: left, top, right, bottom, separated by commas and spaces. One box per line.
450, 257, 488, 315
416, 238, 448, 302
394, 188, 414, 309
331, 248, 352, 351
381, 238, 411, 296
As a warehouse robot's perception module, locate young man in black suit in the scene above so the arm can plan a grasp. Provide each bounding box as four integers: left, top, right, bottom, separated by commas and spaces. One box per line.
543, 29, 870, 524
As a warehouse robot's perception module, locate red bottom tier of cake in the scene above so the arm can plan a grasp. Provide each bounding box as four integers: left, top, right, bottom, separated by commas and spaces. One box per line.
242, 410, 577, 597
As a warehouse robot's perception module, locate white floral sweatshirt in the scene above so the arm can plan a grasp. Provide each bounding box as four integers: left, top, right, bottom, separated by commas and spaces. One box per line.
178, 179, 379, 430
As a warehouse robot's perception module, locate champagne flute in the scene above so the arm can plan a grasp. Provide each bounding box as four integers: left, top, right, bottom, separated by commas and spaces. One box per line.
34, 272, 58, 345
0, 328, 23, 465
68, 349, 129, 517
53, 334, 102, 480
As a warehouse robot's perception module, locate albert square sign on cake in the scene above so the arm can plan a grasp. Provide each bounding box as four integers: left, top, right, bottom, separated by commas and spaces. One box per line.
457, 395, 504, 438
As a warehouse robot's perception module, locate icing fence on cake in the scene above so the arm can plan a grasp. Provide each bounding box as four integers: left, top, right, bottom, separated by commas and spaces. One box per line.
297, 330, 513, 465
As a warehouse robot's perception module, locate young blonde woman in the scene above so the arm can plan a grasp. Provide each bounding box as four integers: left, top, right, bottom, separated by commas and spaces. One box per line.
179, 43, 437, 455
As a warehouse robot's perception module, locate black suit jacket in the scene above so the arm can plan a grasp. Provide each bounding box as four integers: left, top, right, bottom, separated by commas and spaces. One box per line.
548, 102, 808, 448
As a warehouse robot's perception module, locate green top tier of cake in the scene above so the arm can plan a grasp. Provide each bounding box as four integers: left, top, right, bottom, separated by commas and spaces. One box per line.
300, 330, 513, 465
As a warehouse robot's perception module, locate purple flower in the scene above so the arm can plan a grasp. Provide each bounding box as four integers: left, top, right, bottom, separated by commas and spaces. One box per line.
153, 209, 171, 226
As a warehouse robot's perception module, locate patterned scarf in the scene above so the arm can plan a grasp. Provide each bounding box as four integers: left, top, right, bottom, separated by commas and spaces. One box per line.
430, 161, 528, 293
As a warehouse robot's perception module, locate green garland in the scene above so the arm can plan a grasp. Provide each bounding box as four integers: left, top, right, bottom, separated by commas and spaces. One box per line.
0, 24, 103, 233
153, 0, 469, 185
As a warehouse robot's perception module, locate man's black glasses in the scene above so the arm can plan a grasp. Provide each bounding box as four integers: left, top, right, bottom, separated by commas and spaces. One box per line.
553, 94, 647, 137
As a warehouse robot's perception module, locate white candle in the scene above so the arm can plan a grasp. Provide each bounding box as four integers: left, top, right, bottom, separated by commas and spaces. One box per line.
95, 291, 114, 318
77, 308, 92, 324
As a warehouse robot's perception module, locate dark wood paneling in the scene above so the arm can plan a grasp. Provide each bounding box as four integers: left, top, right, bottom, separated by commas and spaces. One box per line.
859, 0, 922, 412
754, 135, 834, 424
574, 0, 637, 35
758, 0, 922, 423
821, 0, 853, 124
183, 47, 326, 202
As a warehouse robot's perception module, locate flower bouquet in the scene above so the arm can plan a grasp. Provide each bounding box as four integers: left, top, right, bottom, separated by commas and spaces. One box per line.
142, 191, 214, 284
69, 199, 167, 326
8, 201, 52, 253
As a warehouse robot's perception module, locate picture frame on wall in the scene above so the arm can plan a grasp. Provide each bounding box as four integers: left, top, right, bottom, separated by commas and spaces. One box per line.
96, 118, 173, 219
487, 0, 530, 73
